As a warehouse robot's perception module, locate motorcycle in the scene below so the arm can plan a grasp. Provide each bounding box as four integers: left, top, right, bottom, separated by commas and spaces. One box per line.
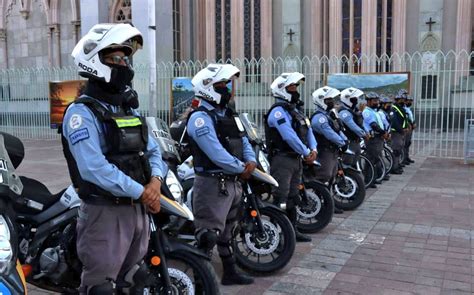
171, 117, 296, 274
3, 130, 219, 294
238, 113, 334, 234
331, 148, 366, 210
0, 132, 28, 295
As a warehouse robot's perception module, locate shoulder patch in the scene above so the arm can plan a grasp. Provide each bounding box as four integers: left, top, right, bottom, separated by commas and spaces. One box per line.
69, 128, 89, 145
194, 117, 205, 128
69, 114, 83, 129
318, 116, 326, 124
363, 112, 370, 118
277, 118, 286, 125
274, 111, 282, 119
341, 112, 348, 118
195, 126, 210, 137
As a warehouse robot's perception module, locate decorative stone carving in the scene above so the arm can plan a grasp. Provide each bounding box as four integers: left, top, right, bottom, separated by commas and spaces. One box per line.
421, 32, 439, 52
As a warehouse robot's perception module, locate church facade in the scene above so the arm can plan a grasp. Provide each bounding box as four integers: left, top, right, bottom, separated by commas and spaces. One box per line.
0, 0, 471, 71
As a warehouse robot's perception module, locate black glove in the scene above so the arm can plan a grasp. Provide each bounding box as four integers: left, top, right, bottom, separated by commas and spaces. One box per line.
122, 88, 139, 109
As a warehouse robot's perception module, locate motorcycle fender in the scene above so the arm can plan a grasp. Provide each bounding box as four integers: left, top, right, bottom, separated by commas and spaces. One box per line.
165, 237, 210, 261
342, 164, 361, 173
0, 260, 27, 295
254, 198, 285, 213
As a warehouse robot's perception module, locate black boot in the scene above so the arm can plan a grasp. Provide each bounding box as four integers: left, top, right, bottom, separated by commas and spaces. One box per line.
287, 207, 312, 242
220, 255, 254, 285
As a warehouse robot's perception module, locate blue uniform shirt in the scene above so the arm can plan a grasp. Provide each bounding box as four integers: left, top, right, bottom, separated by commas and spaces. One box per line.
267, 100, 317, 156
187, 100, 256, 174
378, 110, 391, 131
404, 106, 414, 123
311, 108, 347, 147
63, 98, 167, 200
339, 109, 367, 138
362, 107, 384, 133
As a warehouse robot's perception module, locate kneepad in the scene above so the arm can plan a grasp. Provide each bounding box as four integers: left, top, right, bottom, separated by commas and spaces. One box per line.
196, 229, 218, 253
88, 281, 116, 295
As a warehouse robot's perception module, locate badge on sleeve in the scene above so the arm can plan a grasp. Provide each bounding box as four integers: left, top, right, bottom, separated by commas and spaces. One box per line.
341, 112, 348, 118
69, 128, 89, 145
195, 126, 210, 137
194, 117, 205, 128
319, 117, 326, 124
363, 112, 370, 118
69, 114, 82, 129
274, 111, 282, 118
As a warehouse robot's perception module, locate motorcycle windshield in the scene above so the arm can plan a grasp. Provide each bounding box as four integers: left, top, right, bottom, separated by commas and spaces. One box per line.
146, 117, 181, 162
0, 132, 24, 169
0, 134, 23, 197
239, 113, 261, 143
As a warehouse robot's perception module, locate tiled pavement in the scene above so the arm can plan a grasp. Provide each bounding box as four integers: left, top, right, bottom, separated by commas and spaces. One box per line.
16, 139, 474, 295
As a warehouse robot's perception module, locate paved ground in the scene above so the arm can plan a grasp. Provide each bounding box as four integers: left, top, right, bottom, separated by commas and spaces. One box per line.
15, 139, 474, 295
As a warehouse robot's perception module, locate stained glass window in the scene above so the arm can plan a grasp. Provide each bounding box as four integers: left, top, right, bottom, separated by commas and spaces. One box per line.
114, 0, 132, 23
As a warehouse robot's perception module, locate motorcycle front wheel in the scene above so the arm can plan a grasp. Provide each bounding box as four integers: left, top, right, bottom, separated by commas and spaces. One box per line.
233, 207, 295, 274
296, 181, 334, 233
150, 250, 220, 295
333, 169, 366, 210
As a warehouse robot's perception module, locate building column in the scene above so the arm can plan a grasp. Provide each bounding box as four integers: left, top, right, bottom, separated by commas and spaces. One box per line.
328, 0, 342, 73
47, 28, 53, 67
0, 29, 7, 69
79, 0, 109, 36
231, 0, 244, 60
204, 0, 216, 61
455, 0, 472, 76
52, 24, 61, 67
260, 0, 272, 83
361, 0, 377, 72
392, 0, 407, 70
302, 0, 323, 58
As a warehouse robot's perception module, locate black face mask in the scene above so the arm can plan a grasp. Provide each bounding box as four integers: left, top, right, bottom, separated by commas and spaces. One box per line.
384, 105, 392, 112
108, 64, 135, 93
288, 91, 301, 104
214, 86, 232, 107
350, 97, 358, 108
406, 102, 412, 107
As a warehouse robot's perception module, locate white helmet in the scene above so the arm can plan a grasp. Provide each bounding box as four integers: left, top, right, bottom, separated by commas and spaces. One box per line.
191, 63, 240, 104
270, 72, 305, 102
340, 87, 364, 107
312, 86, 341, 109
71, 23, 143, 82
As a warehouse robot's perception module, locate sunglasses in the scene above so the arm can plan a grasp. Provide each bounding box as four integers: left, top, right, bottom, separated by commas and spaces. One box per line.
104, 55, 130, 65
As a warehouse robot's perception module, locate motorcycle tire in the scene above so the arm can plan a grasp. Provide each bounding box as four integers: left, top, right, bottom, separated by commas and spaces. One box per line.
296, 181, 334, 233
360, 154, 375, 189
233, 207, 295, 274
333, 169, 366, 211
383, 147, 394, 174
154, 250, 221, 295
375, 156, 387, 183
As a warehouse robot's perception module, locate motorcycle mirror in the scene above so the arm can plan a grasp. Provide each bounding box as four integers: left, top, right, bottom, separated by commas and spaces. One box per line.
159, 194, 194, 221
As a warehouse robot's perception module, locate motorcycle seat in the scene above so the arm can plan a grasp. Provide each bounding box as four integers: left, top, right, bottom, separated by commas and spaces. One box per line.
15, 176, 65, 214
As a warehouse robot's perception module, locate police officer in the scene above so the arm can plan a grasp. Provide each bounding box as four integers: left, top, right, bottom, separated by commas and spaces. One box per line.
265, 72, 317, 242
63, 24, 166, 294
187, 64, 256, 285
390, 90, 409, 174
403, 95, 416, 164
378, 95, 393, 133
362, 92, 388, 188
339, 87, 369, 164
311, 87, 348, 214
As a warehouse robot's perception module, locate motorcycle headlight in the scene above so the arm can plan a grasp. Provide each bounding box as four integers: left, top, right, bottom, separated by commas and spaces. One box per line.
0, 215, 12, 275
166, 170, 184, 203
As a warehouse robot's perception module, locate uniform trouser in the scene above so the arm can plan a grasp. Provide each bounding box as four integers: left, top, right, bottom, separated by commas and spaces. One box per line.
270, 154, 302, 210
76, 202, 150, 293
366, 137, 384, 179
404, 128, 413, 161
192, 175, 242, 257
313, 149, 338, 184
391, 132, 405, 170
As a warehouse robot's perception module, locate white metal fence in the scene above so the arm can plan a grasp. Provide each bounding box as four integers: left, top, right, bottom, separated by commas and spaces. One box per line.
1, 51, 473, 159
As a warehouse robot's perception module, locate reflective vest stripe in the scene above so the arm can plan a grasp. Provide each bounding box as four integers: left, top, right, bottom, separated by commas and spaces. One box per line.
114, 117, 142, 128
391, 105, 407, 129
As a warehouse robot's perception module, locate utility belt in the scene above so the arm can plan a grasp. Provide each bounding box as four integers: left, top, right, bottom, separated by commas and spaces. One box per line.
269, 149, 301, 159
196, 171, 240, 182
81, 194, 141, 206
196, 172, 240, 197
